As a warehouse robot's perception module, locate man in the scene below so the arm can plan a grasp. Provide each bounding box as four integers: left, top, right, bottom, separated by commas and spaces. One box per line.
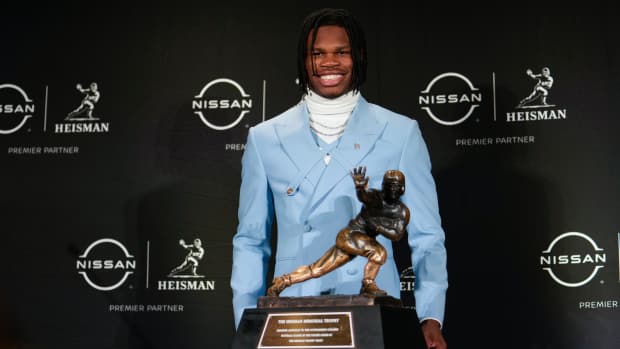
266, 166, 410, 297
168, 238, 204, 277
231, 8, 448, 348
517, 67, 554, 108
66, 82, 100, 120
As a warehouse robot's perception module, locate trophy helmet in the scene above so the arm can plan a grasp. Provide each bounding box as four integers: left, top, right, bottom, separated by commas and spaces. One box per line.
383, 170, 405, 185
383, 170, 405, 197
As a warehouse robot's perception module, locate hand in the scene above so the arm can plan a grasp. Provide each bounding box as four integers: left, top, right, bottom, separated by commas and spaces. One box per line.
421, 319, 447, 349
350, 166, 368, 188
179, 239, 185, 246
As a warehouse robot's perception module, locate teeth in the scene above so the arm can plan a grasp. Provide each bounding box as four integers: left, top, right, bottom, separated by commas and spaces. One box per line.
320, 74, 341, 80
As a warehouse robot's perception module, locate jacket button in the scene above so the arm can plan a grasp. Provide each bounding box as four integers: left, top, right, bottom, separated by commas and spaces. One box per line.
286, 187, 294, 195
304, 224, 312, 232
346, 269, 358, 275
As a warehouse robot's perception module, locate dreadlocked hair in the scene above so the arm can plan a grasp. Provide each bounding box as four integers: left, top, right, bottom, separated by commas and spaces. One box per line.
296, 8, 367, 95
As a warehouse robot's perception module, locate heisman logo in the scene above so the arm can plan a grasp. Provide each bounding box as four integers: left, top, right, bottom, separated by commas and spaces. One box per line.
516, 67, 554, 109
168, 238, 205, 278
505, 67, 567, 122
66, 82, 101, 121
55, 82, 110, 133
157, 238, 215, 291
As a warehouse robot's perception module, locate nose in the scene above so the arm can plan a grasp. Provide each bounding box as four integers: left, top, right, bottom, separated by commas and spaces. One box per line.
319, 53, 340, 67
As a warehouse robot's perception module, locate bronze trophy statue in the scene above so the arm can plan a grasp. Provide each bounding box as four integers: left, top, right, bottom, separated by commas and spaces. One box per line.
266, 166, 410, 297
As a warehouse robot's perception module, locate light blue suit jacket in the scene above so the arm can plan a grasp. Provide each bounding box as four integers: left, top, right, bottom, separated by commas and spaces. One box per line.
231, 96, 448, 328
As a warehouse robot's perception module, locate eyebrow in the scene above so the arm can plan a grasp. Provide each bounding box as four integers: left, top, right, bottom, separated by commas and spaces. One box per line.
311, 45, 351, 51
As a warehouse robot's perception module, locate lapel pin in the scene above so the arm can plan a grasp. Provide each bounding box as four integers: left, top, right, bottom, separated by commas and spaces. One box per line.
354, 143, 360, 150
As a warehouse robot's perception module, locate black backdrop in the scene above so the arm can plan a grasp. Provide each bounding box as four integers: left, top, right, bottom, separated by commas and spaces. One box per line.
2, 2, 619, 348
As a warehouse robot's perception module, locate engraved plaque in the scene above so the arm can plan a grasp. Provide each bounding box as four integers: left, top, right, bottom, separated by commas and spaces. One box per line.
258, 312, 354, 348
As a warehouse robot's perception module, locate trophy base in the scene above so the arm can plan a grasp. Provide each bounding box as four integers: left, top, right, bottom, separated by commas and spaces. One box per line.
258, 294, 404, 309
232, 295, 425, 349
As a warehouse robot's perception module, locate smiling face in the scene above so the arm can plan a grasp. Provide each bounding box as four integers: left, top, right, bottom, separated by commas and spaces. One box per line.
305, 25, 354, 98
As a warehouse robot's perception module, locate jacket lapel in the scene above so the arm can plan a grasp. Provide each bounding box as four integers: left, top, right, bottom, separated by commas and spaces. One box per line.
307, 97, 387, 211
274, 103, 325, 193
275, 103, 322, 172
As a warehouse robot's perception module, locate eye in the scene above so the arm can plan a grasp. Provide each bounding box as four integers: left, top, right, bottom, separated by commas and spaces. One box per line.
312, 51, 323, 57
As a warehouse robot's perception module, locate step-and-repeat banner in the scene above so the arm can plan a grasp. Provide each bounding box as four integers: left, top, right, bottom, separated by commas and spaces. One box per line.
2, 3, 619, 348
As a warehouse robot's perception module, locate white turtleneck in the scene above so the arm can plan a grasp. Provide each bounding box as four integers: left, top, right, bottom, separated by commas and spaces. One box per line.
304, 90, 359, 144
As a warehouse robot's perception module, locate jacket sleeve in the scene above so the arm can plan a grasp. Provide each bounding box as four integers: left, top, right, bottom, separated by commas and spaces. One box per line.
231, 127, 274, 329
399, 121, 448, 326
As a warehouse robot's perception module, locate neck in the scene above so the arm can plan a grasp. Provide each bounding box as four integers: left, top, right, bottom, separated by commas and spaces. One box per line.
304, 90, 360, 144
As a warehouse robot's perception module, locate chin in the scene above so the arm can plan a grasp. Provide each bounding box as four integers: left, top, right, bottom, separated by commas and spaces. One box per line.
313, 89, 342, 98
309, 84, 351, 99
